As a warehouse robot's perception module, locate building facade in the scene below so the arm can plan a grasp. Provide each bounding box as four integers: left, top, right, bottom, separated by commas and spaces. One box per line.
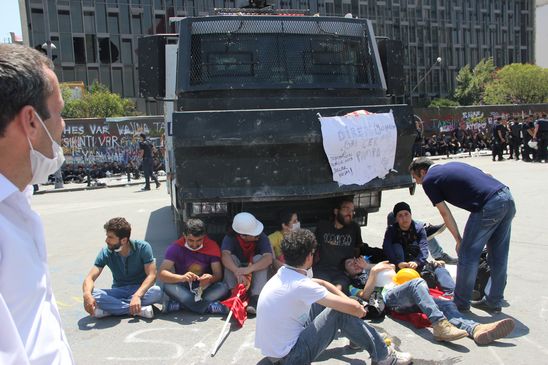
22, 0, 535, 112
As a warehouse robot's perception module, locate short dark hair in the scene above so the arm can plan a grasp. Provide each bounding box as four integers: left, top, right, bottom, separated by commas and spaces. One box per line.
281, 229, 317, 267
140, 133, 146, 139
335, 197, 354, 210
104, 217, 131, 239
408, 157, 434, 174
276, 209, 296, 229
183, 218, 206, 237
0, 44, 54, 136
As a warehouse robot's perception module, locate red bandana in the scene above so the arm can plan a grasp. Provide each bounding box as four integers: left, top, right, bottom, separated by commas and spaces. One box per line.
236, 235, 257, 263
175, 236, 221, 258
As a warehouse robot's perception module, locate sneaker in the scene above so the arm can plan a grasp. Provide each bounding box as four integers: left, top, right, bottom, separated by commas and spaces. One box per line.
138, 305, 154, 319
473, 318, 515, 345
93, 307, 111, 318
434, 252, 458, 265
425, 223, 446, 240
432, 319, 468, 342
246, 295, 259, 316
373, 348, 412, 365
470, 298, 502, 313
207, 301, 229, 315
140, 187, 151, 191
161, 298, 181, 313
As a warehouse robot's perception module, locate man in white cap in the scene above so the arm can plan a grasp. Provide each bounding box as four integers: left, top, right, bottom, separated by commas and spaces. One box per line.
221, 212, 273, 314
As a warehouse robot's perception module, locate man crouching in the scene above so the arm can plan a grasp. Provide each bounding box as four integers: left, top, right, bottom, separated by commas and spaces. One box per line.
254, 229, 412, 365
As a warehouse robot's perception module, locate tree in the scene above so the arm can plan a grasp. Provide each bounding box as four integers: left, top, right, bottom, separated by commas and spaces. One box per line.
61, 81, 139, 118
454, 58, 496, 105
483, 63, 548, 105
428, 98, 460, 108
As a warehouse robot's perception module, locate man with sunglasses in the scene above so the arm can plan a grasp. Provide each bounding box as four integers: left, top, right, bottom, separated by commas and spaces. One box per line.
221, 212, 273, 314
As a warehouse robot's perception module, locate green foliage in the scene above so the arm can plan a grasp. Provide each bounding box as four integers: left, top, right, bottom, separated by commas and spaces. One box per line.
428, 98, 460, 108
454, 58, 496, 105
60, 81, 139, 118
483, 63, 548, 105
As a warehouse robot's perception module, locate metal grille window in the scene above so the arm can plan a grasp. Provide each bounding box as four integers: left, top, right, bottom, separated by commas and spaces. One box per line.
180, 17, 382, 92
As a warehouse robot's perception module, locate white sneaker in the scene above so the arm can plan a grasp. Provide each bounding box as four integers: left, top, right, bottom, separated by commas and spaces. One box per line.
93, 308, 111, 318
374, 348, 412, 365
138, 305, 154, 319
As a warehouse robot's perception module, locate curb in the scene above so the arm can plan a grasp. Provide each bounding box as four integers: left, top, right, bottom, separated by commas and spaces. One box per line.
34, 179, 165, 195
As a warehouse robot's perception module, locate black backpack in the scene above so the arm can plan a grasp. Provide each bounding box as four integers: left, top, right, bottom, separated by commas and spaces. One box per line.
472, 250, 491, 301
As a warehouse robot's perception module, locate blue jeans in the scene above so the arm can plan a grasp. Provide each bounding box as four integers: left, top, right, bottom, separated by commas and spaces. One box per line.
164, 281, 229, 314
224, 254, 269, 296
384, 278, 445, 324
282, 304, 388, 364
92, 284, 162, 315
454, 187, 516, 309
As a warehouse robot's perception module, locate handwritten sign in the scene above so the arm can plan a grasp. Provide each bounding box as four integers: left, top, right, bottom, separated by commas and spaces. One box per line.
319, 111, 397, 186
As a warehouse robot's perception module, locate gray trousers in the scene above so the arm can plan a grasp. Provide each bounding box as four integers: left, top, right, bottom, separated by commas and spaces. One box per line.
223, 254, 268, 296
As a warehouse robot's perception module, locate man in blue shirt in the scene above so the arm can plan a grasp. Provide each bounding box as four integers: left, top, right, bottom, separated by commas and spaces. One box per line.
409, 158, 516, 313
82, 217, 162, 318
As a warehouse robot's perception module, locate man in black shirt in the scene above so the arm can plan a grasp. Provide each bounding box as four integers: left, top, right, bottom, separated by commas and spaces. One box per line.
313, 198, 385, 293
533, 113, 548, 163
491, 117, 505, 161
508, 119, 522, 160
139, 133, 160, 191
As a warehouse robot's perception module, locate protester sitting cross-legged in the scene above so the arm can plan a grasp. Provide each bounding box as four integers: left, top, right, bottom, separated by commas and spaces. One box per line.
383, 202, 456, 294
221, 212, 273, 315
268, 208, 300, 272
314, 198, 387, 294
343, 257, 515, 345
255, 229, 412, 365
82, 217, 162, 319
158, 218, 230, 315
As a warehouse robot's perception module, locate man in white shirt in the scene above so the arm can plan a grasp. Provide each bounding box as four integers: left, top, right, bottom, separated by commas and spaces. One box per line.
255, 229, 412, 365
0, 44, 73, 364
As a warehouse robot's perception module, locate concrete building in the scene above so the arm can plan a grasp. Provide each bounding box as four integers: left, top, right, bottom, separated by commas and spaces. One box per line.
536, 0, 548, 67
20, 0, 536, 112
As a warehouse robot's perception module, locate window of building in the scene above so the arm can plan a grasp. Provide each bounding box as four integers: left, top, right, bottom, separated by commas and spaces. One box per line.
86, 34, 97, 63
60, 33, 74, 62
108, 13, 120, 34
97, 5, 108, 33
88, 67, 100, 84
75, 65, 87, 83
100, 66, 111, 89
58, 10, 71, 33
121, 39, 133, 64
73, 37, 86, 64
84, 12, 96, 33
63, 67, 75, 82
112, 67, 123, 95
31, 9, 45, 34
99, 37, 111, 64
71, 2, 84, 33
155, 15, 166, 33
123, 66, 135, 97
120, 5, 131, 34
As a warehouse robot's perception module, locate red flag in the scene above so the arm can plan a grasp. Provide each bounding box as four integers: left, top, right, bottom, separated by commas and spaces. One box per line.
221, 284, 249, 327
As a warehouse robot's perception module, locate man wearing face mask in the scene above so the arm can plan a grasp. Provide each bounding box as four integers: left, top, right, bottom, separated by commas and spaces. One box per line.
158, 218, 229, 314
82, 217, 162, 319
0, 44, 73, 364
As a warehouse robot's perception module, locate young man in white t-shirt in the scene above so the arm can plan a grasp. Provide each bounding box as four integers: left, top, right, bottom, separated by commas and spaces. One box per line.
255, 229, 412, 365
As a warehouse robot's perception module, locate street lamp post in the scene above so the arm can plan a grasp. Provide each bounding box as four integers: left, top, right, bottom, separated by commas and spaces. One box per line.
409, 57, 442, 104
42, 0, 64, 189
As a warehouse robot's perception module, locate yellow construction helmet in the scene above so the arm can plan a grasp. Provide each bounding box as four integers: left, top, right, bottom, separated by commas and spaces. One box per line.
393, 268, 421, 285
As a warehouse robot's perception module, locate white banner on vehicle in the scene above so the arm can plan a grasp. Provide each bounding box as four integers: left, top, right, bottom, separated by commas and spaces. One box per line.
319, 110, 397, 186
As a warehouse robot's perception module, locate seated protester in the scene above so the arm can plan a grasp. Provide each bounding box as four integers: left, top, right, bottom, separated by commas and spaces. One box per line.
221, 212, 273, 315
386, 211, 457, 265
255, 229, 412, 365
383, 202, 455, 294
158, 218, 230, 315
314, 198, 386, 294
82, 217, 162, 318
343, 257, 515, 345
268, 209, 300, 271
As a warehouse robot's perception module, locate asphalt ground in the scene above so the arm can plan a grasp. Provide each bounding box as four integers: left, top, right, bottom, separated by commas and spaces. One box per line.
30, 155, 548, 365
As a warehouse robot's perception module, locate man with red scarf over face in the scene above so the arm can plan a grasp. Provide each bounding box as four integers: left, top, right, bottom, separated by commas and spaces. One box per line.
159, 218, 229, 314
221, 212, 273, 315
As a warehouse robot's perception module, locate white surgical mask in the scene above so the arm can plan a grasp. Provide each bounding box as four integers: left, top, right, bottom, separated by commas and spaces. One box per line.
27, 111, 65, 185
291, 221, 301, 231
305, 267, 313, 279
185, 242, 203, 252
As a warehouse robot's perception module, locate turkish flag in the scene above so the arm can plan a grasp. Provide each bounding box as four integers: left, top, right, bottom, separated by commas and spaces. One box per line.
221, 284, 249, 327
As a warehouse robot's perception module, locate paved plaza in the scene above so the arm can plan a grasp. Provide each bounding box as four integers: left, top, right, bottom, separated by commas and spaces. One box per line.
31, 156, 548, 365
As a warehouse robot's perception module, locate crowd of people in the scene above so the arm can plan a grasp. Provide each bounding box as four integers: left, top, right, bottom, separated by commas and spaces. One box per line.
414, 113, 548, 164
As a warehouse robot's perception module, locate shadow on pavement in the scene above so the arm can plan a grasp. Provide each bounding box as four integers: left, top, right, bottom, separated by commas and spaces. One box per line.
144, 205, 177, 262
